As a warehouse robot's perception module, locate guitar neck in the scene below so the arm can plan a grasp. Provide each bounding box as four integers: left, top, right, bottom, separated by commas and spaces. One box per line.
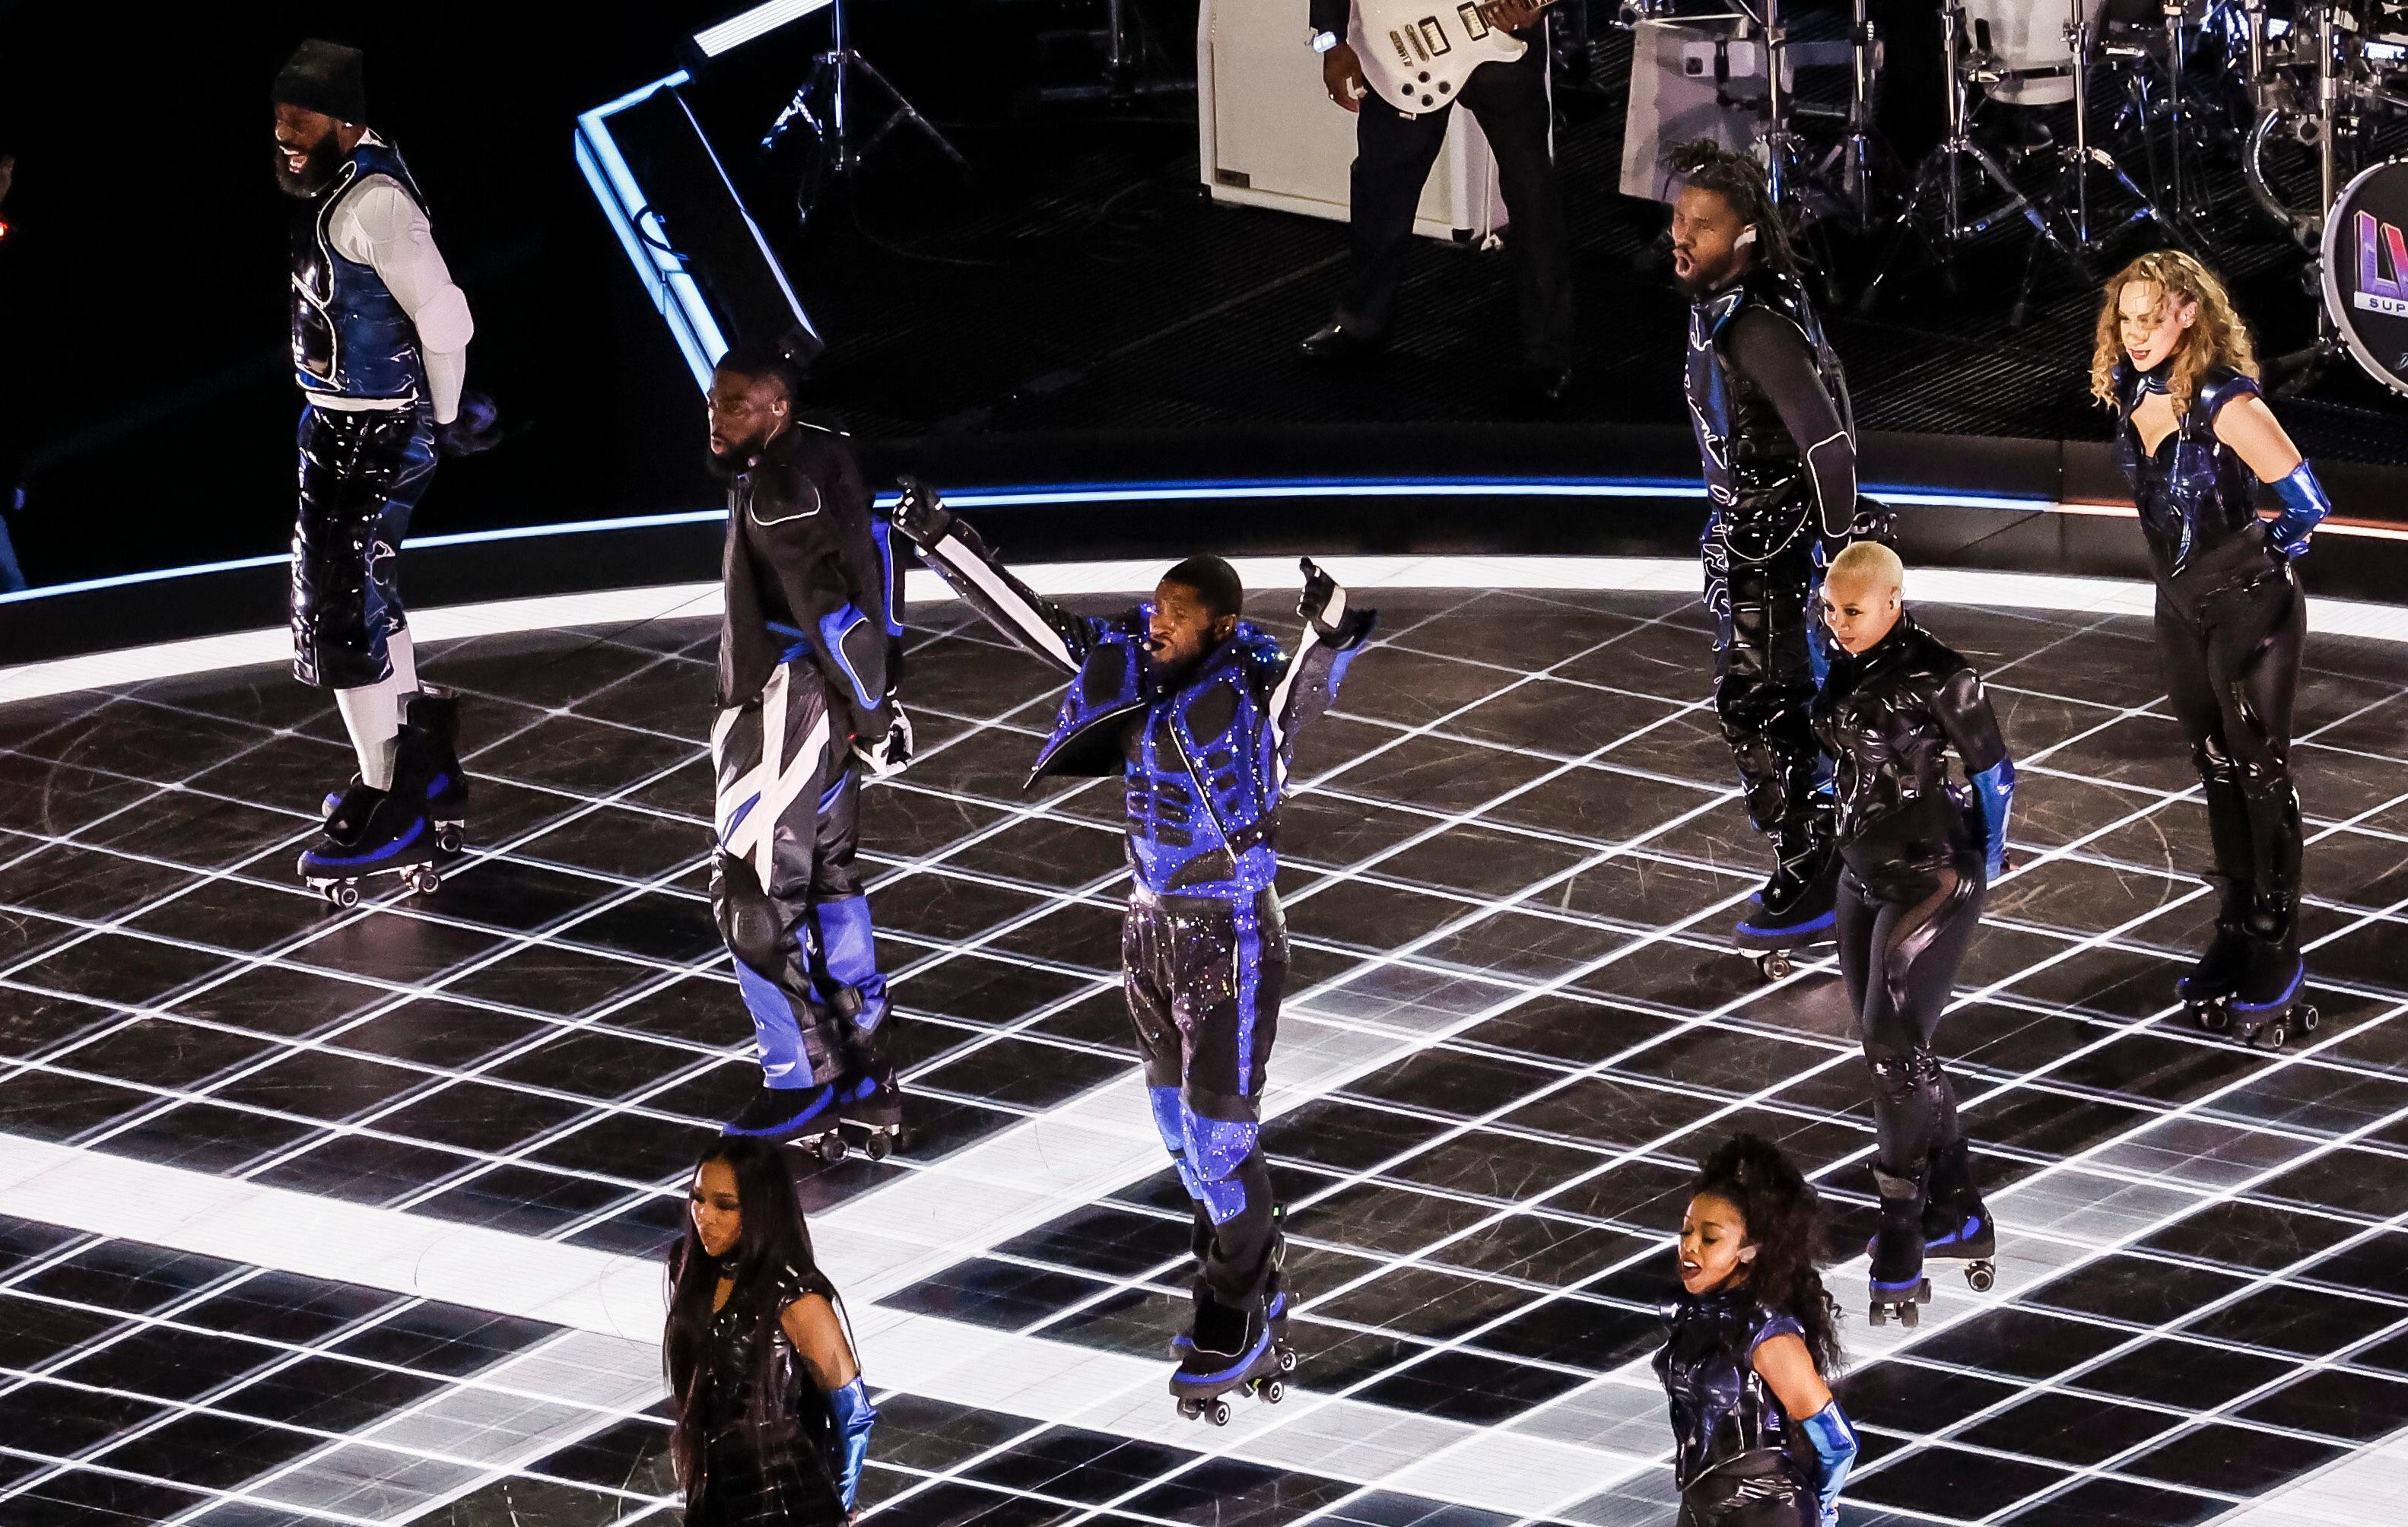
1470, 0, 1564, 24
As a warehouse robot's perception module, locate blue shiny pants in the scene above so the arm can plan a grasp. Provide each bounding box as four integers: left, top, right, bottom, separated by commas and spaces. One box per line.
1126, 884, 1287, 1309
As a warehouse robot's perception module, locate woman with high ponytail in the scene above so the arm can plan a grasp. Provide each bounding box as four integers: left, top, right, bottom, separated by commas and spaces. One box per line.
1654, 1135, 1857, 1527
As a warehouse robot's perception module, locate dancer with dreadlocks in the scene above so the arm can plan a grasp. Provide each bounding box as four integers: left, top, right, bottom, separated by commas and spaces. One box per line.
2094, 252, 2329, 1049
1660, 1135, 1857, 1527
1666, 141, 1886, 973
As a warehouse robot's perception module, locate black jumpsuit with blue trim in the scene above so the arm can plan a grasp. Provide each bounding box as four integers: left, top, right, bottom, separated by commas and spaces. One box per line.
1656, 1290, 1819, 1527
897, 510, 1374, 1315
711, 421, 906, 1111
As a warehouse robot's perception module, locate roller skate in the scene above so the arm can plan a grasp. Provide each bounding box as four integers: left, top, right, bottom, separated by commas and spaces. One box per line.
318, 690, 469, 853
1917, 1141, 1997, 1295
407, 688, 470, 853
1169, 1287, 1296, 1427
1866, 1167, 1931, 1328
721, 1081, 845, 1157
1733, 837, 1838, 981
299, 744, 443, 906
2212, 896, 2317, 1050
2175, 876, 2253, 1033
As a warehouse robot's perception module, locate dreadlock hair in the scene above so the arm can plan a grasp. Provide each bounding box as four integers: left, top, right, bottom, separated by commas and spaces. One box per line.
1666, 139, 1800, 276
1692, 1133, 1844, 1373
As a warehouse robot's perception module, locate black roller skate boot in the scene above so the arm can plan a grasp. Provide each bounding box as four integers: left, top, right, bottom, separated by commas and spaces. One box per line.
2222, 892, 2317, 1050
722, 1081, 845, 1157
2177, 876, 2253, 1035
1919, 1140, 1997, 1294
1170, 1286, 1295, 1427
299, 735, 443, 906
1866, 1166, 1931, 1328
406, 688, 470, 853
318, 690, 469, 853
1734, 830, 1839, 980
833, 995, 905, 1162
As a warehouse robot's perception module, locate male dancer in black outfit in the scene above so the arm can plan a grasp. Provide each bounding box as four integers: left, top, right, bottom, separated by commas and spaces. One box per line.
1669, 141, 1880, 954
275, 41, 497, 893
707, 346, 913, 1154
1302, 0, 1575, 403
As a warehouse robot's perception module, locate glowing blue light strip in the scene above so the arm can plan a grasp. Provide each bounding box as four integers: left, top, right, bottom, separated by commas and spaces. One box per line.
573, 71, 726, 392
0, 479, 2076, 607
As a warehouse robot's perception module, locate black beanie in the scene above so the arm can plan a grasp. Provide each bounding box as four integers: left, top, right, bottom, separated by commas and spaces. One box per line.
273, 40, 367, 124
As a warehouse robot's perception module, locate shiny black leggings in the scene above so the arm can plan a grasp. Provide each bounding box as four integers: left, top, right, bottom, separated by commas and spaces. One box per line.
2155, 555, 2306, 908
1838, 868, 1984, 1176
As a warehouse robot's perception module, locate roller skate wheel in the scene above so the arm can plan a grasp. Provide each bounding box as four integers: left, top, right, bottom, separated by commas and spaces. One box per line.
2255, 1020, 2288, 1050
406, 866, 441, 896
1868, 1300, 1890, 1327
814, 1132, 849, 1164
1208, 1398, 1232, 1427
1898, 1300, 1920, 1329
437, 824, 465, 854
862, 1130, 894, 1162
1260, 1376, 1285, 1405
1276, 1344, 1298, 1373
2195, 1000, 2231, 1033
1758, 951, 1793, 980
1966, 1262, 1996, 1294
1177, 1397, 1203, 1421
2298, 1004, 2320, 1033
326, 881, 361, 910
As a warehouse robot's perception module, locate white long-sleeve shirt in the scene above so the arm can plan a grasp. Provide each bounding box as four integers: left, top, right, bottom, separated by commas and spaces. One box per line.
309, 132, 475, 424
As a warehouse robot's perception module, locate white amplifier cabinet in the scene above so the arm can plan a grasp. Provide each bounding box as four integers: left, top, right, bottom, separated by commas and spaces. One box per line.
1198, 0, 1514, 243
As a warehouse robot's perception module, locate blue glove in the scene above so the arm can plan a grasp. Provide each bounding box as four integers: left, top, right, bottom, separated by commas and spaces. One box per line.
1800, 1399, 1859, 1527
2268, 460, 2331, 559
1968, 757, 2015, 884
827, 1375, 876, 1511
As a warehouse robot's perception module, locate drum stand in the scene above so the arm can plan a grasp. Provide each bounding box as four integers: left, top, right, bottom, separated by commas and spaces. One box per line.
2038, 16, 2162, 251
762, 0, 965, 217
1859, 0, 2088, 319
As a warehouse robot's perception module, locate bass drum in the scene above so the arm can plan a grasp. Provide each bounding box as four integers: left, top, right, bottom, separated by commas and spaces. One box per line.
2320, 159, 2408, 398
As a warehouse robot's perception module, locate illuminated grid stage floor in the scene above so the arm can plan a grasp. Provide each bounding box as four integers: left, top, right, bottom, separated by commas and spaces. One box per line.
5, 583, 2408, 1526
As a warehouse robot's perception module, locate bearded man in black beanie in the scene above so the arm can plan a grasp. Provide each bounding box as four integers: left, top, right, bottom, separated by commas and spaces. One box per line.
273, 40, 497, 897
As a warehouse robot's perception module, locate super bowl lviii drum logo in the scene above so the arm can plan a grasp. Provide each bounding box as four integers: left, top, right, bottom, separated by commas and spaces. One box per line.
2324, 160, 2408, 395
2351, 210, 2408, 320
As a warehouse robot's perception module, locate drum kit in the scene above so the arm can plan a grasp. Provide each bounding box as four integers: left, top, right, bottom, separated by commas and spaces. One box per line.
1621, 0, 2408, 395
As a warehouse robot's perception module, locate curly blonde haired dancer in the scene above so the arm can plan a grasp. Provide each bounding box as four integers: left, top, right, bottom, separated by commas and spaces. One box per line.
2092, 249, 2331, 1048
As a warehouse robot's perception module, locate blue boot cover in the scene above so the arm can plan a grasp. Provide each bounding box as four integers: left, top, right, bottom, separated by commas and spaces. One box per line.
1800, 1398, 1859, 1527
733, 961, 821, 1087
826, 1374, 877, 1510
811, 895, 889, 1030
1147, 1087, 1256, 1225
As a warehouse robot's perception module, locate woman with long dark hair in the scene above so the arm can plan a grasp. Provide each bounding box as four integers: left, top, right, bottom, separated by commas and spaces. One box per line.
2091, 250, 2329, 1049
1656, 1135, 1857, 1527
665, 1137, 875, 1525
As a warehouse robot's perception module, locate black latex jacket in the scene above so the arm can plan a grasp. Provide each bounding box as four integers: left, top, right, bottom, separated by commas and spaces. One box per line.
1810, 611, 2009, 895
1685, 265, 1859, 561
1655, 1288, 1809, 1490
2111, 360, 2275, 585
688, 1262, 845, 1527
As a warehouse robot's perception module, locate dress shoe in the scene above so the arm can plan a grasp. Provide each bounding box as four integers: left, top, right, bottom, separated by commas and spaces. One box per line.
1298, 320, 1387, 363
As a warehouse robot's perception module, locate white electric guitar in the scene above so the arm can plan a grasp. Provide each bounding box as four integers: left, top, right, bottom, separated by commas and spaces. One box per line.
1353, 0, 1562, 113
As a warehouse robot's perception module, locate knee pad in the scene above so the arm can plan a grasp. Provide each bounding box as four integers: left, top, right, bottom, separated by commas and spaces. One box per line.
1864, 1045, 1945, 1104
1151, 1089, 1260, 1226
715, 856, 789, 976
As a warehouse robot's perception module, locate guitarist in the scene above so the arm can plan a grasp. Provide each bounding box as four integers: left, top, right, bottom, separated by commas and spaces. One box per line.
1301, 0, 1574, 407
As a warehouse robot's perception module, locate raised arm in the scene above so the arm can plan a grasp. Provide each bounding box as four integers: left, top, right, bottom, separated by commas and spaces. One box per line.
1267, 558, 1377, 783
888, 478, 1099, 677
1936, 667, 2015, 884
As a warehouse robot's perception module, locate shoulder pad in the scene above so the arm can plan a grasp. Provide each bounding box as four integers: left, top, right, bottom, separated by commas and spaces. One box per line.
2195, 366, 2262, 424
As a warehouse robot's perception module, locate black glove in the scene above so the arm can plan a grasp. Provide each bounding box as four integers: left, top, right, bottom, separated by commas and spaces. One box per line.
438, 390, 501, 458
889, 475, 953, 544
1297, 557, 1349, 637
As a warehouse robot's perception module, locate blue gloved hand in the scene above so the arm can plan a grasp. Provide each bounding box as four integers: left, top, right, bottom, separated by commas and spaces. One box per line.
1968, 757, 2015, 884
2267, 460, 2331, 559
